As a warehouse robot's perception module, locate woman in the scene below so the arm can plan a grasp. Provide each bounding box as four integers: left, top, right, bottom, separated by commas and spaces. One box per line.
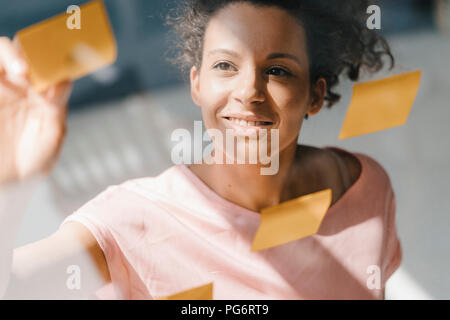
0, 0, 402, 299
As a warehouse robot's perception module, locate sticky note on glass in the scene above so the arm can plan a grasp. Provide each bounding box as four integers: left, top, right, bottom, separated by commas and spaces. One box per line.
251, 189, 332, 251
339, 70, 422, 139
15, 0, 117, 92
160, 282, 214, 300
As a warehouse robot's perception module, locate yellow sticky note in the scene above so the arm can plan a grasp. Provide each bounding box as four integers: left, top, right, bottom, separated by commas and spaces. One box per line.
160, 282, 214, 300
339, 70, 422, 139
251, 189, 332, 252
15, 0, 117, 92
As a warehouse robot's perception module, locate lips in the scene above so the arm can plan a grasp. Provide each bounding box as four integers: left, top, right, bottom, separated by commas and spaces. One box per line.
220, 113, 275, 135
221, 113, 274, 126
225, 117, 273, 127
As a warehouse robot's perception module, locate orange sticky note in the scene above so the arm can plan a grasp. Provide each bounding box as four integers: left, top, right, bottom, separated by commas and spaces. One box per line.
15, 0, 117, 92
160, 282, 214, 300
338, 70, 422, 139
251, 189, 332, 251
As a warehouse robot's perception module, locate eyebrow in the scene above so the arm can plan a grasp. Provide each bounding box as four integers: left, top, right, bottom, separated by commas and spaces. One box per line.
267, 53, 301, 66
208, 49, 301, 66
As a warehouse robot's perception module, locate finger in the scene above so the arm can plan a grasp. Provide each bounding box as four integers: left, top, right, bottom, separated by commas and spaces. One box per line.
0, 37, 28, 75
43, 80, 73, 107
0, 37, 30, 87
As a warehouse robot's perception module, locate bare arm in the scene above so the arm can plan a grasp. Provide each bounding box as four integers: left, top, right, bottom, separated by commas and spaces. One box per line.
0, 36, 111, 299
4, 221, 111, 299
0, 178, 111, 299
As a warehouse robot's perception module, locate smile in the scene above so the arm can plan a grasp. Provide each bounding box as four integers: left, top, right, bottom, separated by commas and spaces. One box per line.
225, 117, 273, 127
222, 116, 275, 135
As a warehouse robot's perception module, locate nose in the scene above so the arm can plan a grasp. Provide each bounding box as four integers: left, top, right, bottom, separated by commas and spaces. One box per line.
232, 67, 266, 105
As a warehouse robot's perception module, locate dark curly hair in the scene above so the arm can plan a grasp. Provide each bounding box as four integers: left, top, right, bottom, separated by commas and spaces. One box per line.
165, 0, 394, 108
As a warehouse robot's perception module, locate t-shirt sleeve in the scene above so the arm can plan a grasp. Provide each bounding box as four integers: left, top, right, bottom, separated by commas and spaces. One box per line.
58, 185, 132, 300
381, 189, 403, 286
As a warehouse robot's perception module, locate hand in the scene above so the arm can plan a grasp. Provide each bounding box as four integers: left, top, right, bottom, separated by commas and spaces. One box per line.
0, 37, 73, 184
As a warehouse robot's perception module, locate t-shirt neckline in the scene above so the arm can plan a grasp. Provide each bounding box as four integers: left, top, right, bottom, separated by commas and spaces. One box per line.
176, 146, 365, 219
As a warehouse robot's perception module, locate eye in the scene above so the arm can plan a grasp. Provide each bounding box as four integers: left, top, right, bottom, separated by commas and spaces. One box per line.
213, 62, 236, 72
266, 67, 292, 77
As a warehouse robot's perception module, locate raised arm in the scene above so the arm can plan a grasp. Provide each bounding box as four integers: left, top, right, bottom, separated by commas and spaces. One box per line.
0, 36, 111, 299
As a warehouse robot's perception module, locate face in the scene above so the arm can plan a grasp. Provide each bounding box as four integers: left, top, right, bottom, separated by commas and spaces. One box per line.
190, 2, 326, 163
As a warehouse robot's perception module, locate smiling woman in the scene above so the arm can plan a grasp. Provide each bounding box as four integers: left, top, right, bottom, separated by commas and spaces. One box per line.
0, 0, 402, 300
64, 0, 401, 299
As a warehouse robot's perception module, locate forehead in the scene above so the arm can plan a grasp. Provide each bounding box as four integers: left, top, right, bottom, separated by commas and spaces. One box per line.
203, 2, 308, 58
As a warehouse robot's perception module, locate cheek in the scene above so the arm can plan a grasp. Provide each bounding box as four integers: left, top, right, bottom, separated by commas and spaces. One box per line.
268, 81, 309, 120
267, 81, 310, 145
201, 73, 231, 105
199, 73, 230, 125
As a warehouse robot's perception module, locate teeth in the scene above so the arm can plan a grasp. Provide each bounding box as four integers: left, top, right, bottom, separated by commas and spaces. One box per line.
228, 117, 270, 127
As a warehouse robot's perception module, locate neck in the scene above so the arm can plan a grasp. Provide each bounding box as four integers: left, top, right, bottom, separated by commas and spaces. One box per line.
188, 138, 300, 213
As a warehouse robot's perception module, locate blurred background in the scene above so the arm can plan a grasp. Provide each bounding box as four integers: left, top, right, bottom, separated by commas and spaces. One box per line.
1, 0, 449, 299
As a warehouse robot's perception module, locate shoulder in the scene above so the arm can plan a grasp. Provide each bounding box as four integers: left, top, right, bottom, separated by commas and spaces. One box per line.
296, 145, 362, 192
68, 165, 186, 225
353, 151, 394, 193
325, 146, 393, 191
78, 165, 180, 209
325, 147, 362, 188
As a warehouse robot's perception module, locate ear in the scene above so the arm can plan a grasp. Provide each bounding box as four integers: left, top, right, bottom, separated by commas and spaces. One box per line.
190, 65, 202, 107
307, 78, 327, 116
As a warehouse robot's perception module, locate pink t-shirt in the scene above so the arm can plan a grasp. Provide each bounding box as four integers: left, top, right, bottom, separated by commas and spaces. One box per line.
60, 146, 402, 300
